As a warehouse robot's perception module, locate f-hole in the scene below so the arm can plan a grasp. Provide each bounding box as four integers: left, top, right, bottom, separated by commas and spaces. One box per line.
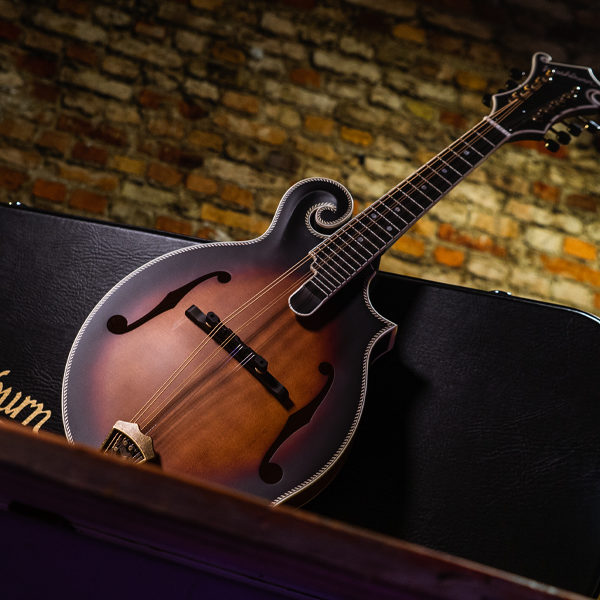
259, 362, 334, 484
107, 271, 231, 334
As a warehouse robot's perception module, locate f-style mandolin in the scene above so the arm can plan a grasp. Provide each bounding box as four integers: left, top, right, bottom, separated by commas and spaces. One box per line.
62, 53, 600, 505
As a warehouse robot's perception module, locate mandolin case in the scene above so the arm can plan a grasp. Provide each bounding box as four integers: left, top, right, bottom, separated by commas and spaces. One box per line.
1, 201, 599, 596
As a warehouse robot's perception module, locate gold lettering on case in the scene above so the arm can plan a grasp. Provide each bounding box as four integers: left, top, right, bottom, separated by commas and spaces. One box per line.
0, 370, 52, 432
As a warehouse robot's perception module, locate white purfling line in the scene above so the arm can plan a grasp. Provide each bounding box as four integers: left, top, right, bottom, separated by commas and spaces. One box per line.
484, 115, 511, 137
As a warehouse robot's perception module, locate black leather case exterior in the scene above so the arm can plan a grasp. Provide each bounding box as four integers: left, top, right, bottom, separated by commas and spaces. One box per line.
1, 202, 600, 596
0, 204, 197, 435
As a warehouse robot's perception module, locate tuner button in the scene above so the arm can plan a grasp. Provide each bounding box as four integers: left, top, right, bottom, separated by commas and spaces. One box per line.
544, 139, 560, 152
568, 123, 582, 137
556, 131, 571, 145
585, 120, 600, 132
482, 93, 492, 107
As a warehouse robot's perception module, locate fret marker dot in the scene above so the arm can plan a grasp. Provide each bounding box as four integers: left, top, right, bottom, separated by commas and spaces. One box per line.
463, 150, 470, 156
442, 168, 448, 173
386, 226, 393, 232
358, 236, 364, 243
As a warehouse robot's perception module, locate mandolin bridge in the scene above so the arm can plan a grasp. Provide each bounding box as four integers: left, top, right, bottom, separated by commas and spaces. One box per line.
185, 304, 294, 411
101, 420, 156, 463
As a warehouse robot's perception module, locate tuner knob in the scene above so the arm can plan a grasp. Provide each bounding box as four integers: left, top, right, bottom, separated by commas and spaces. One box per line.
544, 139, 560, 152
585, 120, 600, 133
551, 127, 571, 145
567, 122, 582, 137
482, 93, 492, 107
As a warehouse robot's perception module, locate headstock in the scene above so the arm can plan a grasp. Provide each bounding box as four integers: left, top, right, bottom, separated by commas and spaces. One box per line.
487, 52, 600, 147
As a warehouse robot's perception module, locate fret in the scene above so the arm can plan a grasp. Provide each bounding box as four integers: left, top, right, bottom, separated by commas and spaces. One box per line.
310, 274, 333, 296
333, 229, 371, 263
326, 240, 362, 270
365, 207, 397, 241
316, 259, 345, 287
314, 249, 354, 279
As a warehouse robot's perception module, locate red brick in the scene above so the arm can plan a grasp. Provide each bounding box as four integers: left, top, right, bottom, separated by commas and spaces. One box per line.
514, 140, 568, 159
156, 215, 193, 236
566, 193, 599, 212
392, 23, 426, 44
434, 245, 465, 267
69, 189, 107, 214
304, 115, 334, 135
541, 255, 600, 287
0, 118, 35, 142
222, 91, 259, 114
139, 89, 168, 109
221, 183, 253, 208
58, 162, 119, 191
186, 174, 218, 194
178, 100, 207, 120
57, 0, 90, 16
563, 237, 597, 261
158, 145, 204, 169
37, 130, 73, 155
211, 41, 245, 64
440, 109, 467, 130
72, 142, 108, 165
188, 130, 223, 151
148, 163, 182, 187
58, 114, 93, 136
195, 224, 217, 239
135, 21, 166, 39
340, 126, 373, 146
31, 82, 60, 102
0, 166, 27, 191
90, 123, 128, 147
66, 42, 98, 66
15, 52, 58, 78
0, 19, 21, 41
438, 223, 506, 257
392, 235, 425, 257
532, 181, 560, 203
33, 179, 67, 203
290, 68, 320, 88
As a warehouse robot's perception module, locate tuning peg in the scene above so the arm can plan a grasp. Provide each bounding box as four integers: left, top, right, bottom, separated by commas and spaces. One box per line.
482, 93, 492, 107
550, 127, 571, 145
567, 122, 582, 137
544, 139, 560, 152
584, 119, 600, 133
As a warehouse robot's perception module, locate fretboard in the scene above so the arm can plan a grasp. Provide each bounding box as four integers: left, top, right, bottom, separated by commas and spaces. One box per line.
290, 118, 508, 316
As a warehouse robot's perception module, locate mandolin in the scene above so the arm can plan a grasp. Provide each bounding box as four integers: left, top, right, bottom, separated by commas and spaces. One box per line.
62, 52, 600, 505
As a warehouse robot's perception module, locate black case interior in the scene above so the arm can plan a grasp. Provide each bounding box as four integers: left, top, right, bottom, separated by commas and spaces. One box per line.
1, 203, 599, 596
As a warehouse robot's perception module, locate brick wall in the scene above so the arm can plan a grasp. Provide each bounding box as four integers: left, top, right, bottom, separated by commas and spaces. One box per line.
1, 0, 599, 317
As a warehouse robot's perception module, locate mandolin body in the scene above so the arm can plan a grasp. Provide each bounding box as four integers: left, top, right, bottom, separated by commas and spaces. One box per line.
62, 178, 396, 505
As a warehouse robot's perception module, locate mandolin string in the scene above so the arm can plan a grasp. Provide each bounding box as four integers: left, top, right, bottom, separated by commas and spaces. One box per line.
136, 110, 518, 433
134, 97, 523, 432
135, 98, 523, 432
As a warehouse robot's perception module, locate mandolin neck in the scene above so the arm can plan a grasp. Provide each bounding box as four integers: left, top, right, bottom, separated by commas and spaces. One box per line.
290, 118, 508, 316
318, 120, 506, 275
